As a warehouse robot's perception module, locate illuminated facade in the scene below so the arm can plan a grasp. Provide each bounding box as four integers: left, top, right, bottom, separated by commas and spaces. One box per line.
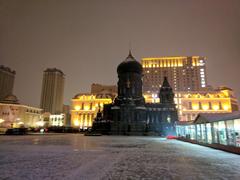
71, 93, 113, 129
0, 65, 16, 101
144, 87, 239, 121
71, 87, 238, 128
0, 95, 42, 131
49, 114, 65, 126
141, 56, 207, 93
176, 112, 240, 149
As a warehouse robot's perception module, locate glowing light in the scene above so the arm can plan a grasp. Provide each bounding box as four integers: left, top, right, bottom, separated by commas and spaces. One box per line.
75, 106, 80, 111
36, 121, 44, 126
202, 105, 209, 110
192, 105, 198, 110
84, 106, 90, 110
223, 105, 229, 111
213, 105, 219, 111
0, 119, 4, 123
74, 120, 80, 126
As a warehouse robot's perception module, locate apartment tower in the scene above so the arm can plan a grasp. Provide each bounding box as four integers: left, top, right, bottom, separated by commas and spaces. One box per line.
0, 65, 16, 100
40, 68, 65, 114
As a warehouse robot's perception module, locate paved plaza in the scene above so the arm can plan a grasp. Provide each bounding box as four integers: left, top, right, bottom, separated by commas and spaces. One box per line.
0, 134, 240, 180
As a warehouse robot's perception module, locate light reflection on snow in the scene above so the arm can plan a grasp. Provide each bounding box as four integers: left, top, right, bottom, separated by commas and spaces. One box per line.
0, 134, 239, 180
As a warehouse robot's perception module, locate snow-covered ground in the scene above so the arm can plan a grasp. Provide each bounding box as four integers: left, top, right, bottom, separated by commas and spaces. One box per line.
0, 134, 239, 180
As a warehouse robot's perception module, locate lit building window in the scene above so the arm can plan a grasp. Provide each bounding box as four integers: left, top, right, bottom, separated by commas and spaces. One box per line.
75, 106, 80, 111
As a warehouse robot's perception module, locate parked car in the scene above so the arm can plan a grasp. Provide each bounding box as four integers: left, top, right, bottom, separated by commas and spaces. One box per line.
5, 128, 28, 135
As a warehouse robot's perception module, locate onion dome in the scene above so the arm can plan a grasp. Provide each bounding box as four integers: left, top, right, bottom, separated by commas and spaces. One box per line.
117, 51, 143, 74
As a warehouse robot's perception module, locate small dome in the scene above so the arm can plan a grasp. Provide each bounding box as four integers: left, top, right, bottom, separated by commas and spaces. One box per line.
1, 94, 19, 104
117, 51, 143, 74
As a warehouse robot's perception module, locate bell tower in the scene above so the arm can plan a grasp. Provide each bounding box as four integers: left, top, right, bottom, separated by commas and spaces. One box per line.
159, 76, 174, 104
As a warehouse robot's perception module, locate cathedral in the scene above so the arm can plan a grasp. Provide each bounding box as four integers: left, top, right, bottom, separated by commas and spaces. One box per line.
92, 51, 178, 136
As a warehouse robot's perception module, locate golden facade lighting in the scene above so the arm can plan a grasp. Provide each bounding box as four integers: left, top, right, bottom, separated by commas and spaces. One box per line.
141, 56, 208, 93
71, 94, 113, 129
143, 87, 239, 122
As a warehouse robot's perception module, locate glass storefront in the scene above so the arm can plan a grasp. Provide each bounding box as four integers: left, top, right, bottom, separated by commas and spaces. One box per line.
201, 124, 206, 143
218, 121, 227, 145
196, 124, 201, 141
226, 120, 235, 146
176, 115, 240, 148
206, 123, 212, 144
213, 122, 219, 144
234, 119, 240, 147
189, 125, 196, 140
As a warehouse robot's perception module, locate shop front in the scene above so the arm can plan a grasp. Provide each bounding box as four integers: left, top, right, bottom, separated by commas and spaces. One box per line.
176, 112, 240, 153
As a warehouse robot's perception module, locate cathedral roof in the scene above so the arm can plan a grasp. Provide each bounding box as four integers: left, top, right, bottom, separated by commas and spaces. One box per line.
117, 51, 143, 74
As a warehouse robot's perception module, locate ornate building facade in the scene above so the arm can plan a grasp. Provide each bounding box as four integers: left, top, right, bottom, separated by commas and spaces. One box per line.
144, 86, 238, 121
99, 52, 178, 136
0, 94, 42, 131
71, 93, 113, 130
71, 54, 238, 135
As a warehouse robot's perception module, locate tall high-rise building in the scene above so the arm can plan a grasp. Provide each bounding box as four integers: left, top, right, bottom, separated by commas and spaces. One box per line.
141, 56, 207, 93
0, 65, 16, 100
40, 68, 65, 114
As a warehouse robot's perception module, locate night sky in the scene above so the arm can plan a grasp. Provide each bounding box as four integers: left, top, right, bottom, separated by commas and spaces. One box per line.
1, 0, 240, 107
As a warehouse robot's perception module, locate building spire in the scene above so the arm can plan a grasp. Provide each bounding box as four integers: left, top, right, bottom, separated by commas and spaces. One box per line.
126, 49, 135, 60
128, 49, 133, 57
127, 41, 134, 59
159, 76, 174, 104
162, 76, 171, 88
